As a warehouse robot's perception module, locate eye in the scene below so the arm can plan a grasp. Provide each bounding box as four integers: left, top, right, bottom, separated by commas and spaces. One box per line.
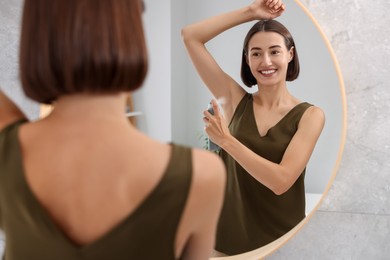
271, 50, 280, 55
251, 52, 261, 57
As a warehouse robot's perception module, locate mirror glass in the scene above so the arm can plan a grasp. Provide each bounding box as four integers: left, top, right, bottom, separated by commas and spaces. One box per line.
35, 0, 345, 258
170, 0, 346, 258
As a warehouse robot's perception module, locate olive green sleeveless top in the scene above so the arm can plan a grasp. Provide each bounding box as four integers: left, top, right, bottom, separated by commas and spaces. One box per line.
215, 93, 312, 255
0, 120, 192, 260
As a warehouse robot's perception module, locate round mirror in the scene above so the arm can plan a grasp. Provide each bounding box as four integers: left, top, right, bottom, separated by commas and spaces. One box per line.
0, 0, 345, 257
171, 0, 346, 258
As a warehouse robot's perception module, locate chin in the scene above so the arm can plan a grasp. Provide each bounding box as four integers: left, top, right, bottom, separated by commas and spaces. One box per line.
257, 79, 281, 88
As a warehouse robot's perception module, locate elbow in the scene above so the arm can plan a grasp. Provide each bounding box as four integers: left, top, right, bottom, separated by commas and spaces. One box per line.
273, 186, 288, 196
181, 27, 190, 44
181, 27, 189, 42
181, 26, 200, 46
270, 166, 301, 195
271, 180, 293, 196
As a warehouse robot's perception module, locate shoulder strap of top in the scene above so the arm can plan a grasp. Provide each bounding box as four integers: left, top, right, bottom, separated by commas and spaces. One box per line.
85, 143, 194, 259
290, 102, 313, 128
161, 143, 193, 218
112, 143, 193, 259
0, 119, 27, 228
156, 143, 192, 257
164, 143, 193, 199
0, 119, 27, 174
229, 93, 252, 126
0, 118, 27, 140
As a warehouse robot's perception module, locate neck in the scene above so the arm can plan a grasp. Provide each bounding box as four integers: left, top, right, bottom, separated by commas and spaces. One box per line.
46, 92, 130, 124
254, 83, 291, 108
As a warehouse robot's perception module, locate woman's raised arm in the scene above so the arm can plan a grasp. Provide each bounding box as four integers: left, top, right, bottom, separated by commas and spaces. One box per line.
181, 0, 285, 121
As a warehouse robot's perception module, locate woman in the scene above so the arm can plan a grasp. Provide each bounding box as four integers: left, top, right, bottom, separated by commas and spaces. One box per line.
0, 0, 225, 259
182, 0, 325, 255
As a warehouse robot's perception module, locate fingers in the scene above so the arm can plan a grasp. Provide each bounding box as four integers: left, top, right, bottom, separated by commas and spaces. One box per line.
273, 2, 285, 11
203, 100, 219, 130
210, 99, 221, 117
203, 109, 213, 119
270, 4, 285, 17
204, 99, 220, 118
268, 3, 286, 18
265, 0, 284, 11
266, 0, 277, 8
203, 99, 225, 131
203, 108, 213, 130
203, 111, 214, 140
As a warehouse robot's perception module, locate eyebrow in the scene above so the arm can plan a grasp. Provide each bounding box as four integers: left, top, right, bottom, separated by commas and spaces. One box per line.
250, 45, 282, 51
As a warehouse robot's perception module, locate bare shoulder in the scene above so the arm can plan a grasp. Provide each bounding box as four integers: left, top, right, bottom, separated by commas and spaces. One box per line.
306, 105, 325, 117
0, 116, 27, 133
188, 148, 226, 212
300, 105, 325, 133
191, 148, 226, 192
174, 148, 226, 257
0, 90, 27, 131
187, 148, 226, 229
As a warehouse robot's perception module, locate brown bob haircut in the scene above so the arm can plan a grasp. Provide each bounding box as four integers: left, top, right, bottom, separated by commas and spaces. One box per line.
241, 20, 300, 87
19, 0, 148, 104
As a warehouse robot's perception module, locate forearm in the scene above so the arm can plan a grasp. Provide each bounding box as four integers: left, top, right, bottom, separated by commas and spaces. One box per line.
182, 6, 255, 45
220, 135, 295, 195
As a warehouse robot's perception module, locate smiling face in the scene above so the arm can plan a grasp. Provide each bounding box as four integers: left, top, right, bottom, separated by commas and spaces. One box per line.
246, 31, 294, 87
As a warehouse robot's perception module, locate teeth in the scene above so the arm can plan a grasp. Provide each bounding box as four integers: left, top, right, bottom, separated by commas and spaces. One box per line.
261, 69, 276, 75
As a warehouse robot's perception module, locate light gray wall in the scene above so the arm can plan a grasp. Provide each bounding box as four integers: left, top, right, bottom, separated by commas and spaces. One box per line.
133, 0, 172, 142
171, 0, 189, 145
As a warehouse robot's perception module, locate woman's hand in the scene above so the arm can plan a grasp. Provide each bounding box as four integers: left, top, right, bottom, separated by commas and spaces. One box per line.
249, 0, 286, 20
203, 99, 231, 148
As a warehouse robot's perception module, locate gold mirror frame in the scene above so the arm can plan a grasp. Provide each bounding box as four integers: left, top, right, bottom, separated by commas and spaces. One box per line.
209, 0, 347, 259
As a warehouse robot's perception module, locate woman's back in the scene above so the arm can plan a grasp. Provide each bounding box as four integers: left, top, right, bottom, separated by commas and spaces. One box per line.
0, 0, 226, 258
18, 105, 173, 247
0, 94, 226, 260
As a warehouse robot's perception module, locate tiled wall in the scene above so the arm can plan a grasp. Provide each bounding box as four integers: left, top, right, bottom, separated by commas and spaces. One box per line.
268, 0, 390, 259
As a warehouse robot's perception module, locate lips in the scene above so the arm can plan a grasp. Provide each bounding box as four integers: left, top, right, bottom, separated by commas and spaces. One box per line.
259, 69, 277, 76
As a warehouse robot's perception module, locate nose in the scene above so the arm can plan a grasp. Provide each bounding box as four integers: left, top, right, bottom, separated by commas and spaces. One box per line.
261, 53, 272, 66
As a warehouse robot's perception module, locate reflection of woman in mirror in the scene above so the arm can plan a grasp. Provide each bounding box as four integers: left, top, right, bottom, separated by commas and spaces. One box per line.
182, 0, 325, 256
0, 0, 226, 259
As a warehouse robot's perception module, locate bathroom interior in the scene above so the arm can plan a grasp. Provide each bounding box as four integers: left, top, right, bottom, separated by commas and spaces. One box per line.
1, 0, 389, 259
